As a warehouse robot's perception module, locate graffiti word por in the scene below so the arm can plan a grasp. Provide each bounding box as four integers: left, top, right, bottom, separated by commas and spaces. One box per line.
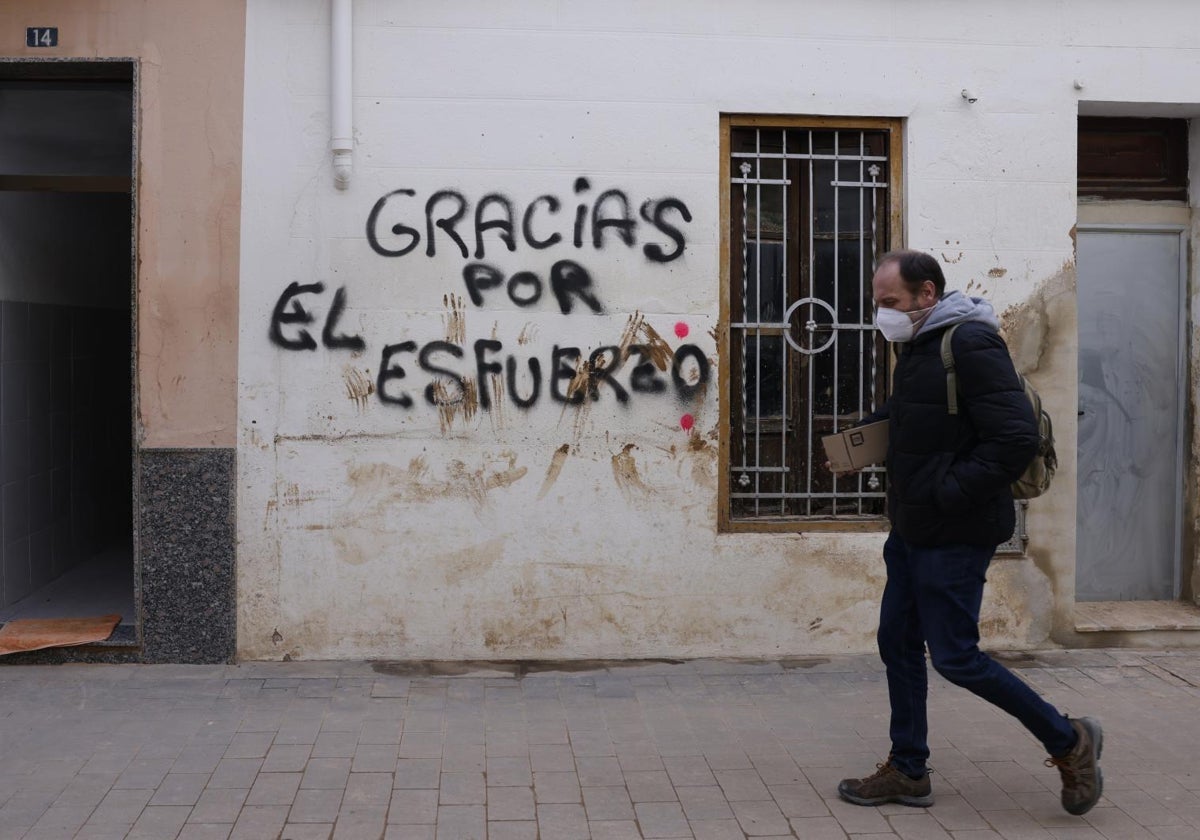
461, 260, 602, 314
377, 338, 708, 411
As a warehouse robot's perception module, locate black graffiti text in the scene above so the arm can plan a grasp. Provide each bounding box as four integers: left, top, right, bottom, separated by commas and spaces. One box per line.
461, 259, 603, 315
373, 337, 709, 411
269, 282, 365, 352
366, 178, 692, 264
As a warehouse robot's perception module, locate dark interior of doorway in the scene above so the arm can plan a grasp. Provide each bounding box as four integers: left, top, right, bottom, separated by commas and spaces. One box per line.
0, 62, 135, 638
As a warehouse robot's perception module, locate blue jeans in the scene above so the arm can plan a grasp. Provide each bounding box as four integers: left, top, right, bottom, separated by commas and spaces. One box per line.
878, 531, 1076, 777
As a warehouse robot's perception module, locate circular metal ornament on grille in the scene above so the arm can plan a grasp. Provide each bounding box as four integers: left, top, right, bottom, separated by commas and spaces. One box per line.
782, 297, 838, 355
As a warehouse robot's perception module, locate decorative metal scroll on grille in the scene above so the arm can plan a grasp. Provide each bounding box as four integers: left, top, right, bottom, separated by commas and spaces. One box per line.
995, 501, 1029, 555
729, 128, 891, 519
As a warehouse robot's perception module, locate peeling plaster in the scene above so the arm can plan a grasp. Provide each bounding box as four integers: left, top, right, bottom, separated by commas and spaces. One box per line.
998, 260, 1079, 642
999, 260, 1075, 376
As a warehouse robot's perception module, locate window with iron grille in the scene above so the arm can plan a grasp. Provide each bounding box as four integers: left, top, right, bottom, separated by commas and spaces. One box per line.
719, 117, 903, 530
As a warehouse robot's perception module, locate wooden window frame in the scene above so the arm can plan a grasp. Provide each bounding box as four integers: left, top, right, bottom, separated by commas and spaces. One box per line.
1078, 117, 1188, 202
717, 114, 904, 534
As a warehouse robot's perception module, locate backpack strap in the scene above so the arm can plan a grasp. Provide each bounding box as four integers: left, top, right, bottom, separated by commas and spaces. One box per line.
940, 324, 962, 416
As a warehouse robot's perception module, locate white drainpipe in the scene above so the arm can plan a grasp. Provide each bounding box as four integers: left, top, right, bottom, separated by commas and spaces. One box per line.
331, 0, 353, 189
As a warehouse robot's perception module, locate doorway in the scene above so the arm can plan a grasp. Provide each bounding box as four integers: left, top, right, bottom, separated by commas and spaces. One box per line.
1076, 224, 1186, 601
0, 62, 135, 633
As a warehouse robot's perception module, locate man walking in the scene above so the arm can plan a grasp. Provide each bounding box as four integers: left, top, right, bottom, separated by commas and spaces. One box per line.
834, 250, 1102, 815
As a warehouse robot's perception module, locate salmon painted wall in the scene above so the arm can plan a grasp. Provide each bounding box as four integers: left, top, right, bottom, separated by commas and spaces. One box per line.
1, 0, 244, 447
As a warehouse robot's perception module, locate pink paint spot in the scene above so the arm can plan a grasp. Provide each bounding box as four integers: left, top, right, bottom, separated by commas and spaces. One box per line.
680, 414, 695, 431
674, 322, 689, 339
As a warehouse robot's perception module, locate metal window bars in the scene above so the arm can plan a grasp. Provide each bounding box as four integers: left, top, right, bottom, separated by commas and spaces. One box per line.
729, 127, 891, 520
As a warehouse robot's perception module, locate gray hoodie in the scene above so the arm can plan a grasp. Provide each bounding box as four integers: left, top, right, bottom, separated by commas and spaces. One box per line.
914, 289, 999, 337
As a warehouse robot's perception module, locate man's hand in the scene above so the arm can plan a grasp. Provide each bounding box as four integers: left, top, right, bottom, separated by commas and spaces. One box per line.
824, 460, 860, 477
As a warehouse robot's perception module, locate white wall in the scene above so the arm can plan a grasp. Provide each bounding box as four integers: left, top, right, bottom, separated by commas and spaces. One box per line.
238, 0, 1200, 660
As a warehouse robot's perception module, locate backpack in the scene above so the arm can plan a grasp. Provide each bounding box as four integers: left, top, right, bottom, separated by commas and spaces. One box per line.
940, 324, 1057, 500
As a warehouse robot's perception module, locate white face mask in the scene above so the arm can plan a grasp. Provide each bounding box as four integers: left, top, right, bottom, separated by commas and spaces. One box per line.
875, 305, 933, 343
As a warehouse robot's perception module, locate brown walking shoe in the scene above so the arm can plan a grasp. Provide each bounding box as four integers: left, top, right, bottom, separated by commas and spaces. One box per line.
837, 761, 933, 807
1045, 717, 1104, 815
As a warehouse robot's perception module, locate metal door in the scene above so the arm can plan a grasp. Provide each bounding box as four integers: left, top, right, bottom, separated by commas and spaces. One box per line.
1076, 225, 1185, 601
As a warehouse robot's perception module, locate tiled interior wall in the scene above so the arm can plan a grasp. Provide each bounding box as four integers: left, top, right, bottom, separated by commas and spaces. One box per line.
1, 301, 131, 608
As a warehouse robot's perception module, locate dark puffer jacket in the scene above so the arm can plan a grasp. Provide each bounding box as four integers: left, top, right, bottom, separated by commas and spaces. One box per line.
868, 320, 1037, 547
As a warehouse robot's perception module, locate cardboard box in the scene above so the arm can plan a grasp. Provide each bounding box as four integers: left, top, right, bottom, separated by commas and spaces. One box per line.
821, 420, 889, 473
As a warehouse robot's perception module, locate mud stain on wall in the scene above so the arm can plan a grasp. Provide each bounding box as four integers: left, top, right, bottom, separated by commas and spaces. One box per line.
617, 311, 673, 370
555, 313, 698, 441
761, 545, 883, 641
483, 609, 567, 653
332, 530, 370, 566
617, 311, 645, 361
282, 483, 319, 506
488, 373, 506, 430
345, 451, 528, 515
347, 621, 409, 651
685, 432, 718, 488
999, 260, 1074, 375
343, 365, 374, 411
661, 433, 716, 488
537, 444, 571, 500
407, 455, 430, 480
612, 443, 653, 499
278, 604, 409, 659
657, 603, 747, 647
443, 293, 466, 344
276, 611, 332, 660
447, 454, 529, 511
560, 356, 595, 441
998, 257, 1077, 641
517, 323, 537, 345
433, 377, 479, 434
439, 536, 506, 586
565, 356, 592, 401
639, 322, 674, 371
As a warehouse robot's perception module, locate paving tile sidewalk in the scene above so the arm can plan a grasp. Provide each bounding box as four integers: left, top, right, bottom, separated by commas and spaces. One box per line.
1, 649, 1199, 839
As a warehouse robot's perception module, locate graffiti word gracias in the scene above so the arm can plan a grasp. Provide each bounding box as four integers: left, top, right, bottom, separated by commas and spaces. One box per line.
366, 177, 692, 265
